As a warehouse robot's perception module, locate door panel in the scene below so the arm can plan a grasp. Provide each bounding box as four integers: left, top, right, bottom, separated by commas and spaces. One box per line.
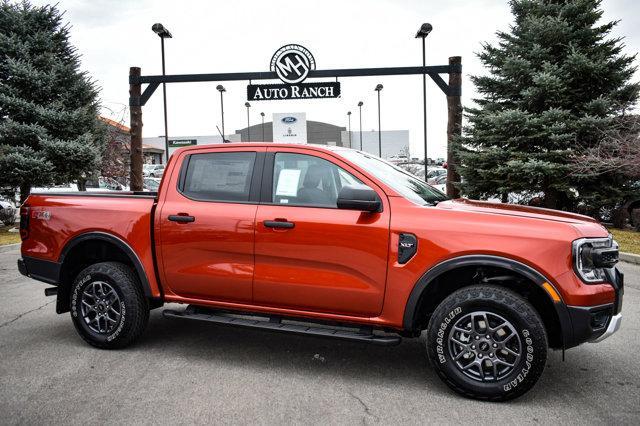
253, 149, 390, 316
161, 201, 257, 301
158, 148, 263, 302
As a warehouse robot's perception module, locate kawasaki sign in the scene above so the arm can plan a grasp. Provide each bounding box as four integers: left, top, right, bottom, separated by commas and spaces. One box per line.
247, 44, 340, 101
168, 139, 197, 148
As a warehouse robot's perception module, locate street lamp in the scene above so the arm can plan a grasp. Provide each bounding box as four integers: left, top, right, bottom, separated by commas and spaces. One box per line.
347, 111, 352, 148
260, 112, 265, 141
245, 102, 251, 141
152, 23, 172, 164
416, 22, 432, 180
357, 101, 363, 151
216, 85, 226, 141
375, 84, 383, 158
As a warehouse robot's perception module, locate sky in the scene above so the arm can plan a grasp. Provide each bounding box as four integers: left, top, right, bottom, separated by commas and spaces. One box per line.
30, 0, 640, 159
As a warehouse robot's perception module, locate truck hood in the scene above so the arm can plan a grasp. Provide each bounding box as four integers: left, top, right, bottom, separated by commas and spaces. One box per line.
437, 198, 598, 225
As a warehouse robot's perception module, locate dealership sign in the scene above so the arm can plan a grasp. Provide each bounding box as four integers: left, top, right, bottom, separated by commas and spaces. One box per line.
247, 82, 340, 101
247, 44, 340, 101
273, 113, 307, 144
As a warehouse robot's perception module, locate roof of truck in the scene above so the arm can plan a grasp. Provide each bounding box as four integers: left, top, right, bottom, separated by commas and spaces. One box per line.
175, 142, 354, 155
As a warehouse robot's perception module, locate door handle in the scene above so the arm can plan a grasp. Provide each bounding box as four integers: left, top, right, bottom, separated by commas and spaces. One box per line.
263, 220, 295, 229
168, 214, 195, 223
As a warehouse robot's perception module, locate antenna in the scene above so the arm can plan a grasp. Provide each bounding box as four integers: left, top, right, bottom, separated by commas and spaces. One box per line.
216, 125, 229, 143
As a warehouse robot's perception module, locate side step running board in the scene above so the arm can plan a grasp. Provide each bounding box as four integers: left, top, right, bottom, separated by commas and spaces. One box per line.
163, 307, 401, 346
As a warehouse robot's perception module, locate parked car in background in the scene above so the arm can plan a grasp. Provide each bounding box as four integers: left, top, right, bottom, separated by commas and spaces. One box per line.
626, 199, 640, 231
427, 167, 447, 180
86, 177, 127, 191
31, 177, 127, 194
143, 177, 161, 192
428, 174, 447, 193
143, 164, 165, 178
0, 197, 16, 226
397, 165, 447, 182
398, 163, 424, 177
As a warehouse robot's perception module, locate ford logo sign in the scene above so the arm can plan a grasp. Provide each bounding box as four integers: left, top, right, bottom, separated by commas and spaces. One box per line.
281, 116, 297, 123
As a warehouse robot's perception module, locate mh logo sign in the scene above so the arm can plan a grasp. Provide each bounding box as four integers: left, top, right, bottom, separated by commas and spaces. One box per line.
249, 44, 339, 101
270, 44, 315, 84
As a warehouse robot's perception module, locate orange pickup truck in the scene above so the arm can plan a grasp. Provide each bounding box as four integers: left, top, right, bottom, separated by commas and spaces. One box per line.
17, 143, 623, 401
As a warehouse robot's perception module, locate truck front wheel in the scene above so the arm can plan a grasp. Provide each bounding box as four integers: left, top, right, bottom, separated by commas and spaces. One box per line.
70, 262, 149, 349
425, 285, 547, 401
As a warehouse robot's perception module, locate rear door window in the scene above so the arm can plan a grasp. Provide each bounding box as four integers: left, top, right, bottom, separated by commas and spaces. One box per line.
182, 152, 256, 202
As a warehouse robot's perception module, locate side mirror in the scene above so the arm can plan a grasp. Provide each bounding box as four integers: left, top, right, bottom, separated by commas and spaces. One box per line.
337, 184, 382, 213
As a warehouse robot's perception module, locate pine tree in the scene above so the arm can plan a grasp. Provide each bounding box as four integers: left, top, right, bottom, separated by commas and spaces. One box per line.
457, 0, 639, 211
0, 1, 104, 201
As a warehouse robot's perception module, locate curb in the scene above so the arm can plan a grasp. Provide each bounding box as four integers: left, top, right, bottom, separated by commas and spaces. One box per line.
620, 252, 640, 265
0, 243, 20, 253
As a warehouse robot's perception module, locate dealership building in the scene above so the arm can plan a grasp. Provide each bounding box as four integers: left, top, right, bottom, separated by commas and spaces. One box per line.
142, 113, 409, 163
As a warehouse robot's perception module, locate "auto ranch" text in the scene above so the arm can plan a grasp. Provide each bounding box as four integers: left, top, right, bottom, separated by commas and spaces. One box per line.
247, 82, 341, 101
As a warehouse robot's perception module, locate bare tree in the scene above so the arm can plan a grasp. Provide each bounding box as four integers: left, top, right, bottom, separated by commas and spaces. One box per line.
571, 115, 640, 179
570, 115, 640, 228
98, 113, 131, 186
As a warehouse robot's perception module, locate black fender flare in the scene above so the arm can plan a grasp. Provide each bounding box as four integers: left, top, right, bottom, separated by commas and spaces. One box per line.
402, 255, 572, 347
59, 231, 153, 298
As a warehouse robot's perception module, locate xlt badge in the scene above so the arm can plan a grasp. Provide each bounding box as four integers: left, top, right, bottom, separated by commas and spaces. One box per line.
398, 233, 417, 264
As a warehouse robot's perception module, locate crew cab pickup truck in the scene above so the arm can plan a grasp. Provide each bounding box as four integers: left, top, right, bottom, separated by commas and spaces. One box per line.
17, 143, 623, 401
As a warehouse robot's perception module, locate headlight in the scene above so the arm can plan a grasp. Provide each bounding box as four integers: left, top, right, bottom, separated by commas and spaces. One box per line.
572, 236, 619, 283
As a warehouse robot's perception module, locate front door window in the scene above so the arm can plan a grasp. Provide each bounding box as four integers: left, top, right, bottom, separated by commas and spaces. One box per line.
271, 153, 362, 208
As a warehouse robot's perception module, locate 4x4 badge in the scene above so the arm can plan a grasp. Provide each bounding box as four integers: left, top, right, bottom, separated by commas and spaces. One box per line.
33, 210, 51, 220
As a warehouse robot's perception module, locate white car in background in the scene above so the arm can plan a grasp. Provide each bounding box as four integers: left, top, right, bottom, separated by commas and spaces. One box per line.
143, 177, 161, 192
143, 164, 165, 178
0, 197, 16, 226
428, 174, 448, 193
426, 167, 447, 180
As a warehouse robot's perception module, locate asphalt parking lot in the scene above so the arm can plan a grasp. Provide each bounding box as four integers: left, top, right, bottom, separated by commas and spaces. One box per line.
0, 245, 639, 425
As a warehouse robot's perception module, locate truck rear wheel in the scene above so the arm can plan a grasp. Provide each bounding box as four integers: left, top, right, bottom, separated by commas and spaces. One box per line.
70, 262, 149, 349
425, 285, 547, 401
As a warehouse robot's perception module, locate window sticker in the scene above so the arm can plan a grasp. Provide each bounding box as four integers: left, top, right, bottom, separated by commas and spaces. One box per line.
275, 169, 301, 197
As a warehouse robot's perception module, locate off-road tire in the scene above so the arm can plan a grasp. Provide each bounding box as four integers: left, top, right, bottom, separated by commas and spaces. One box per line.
425, 285, 547, 401
70, 262, 149, 349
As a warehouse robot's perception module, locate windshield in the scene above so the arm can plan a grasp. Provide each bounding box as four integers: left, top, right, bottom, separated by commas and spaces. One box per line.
339, 150, 449, 205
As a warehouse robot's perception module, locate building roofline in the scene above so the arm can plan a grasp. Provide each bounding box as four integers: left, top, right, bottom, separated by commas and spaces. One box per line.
98, 116, 130, 133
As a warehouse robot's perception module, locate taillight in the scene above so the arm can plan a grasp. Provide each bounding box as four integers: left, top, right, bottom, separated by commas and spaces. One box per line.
19, 205, 30, 241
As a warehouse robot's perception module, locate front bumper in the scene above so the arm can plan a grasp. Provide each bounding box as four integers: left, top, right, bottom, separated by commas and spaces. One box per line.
591, 313, 622, 343
565, 267, 624, 347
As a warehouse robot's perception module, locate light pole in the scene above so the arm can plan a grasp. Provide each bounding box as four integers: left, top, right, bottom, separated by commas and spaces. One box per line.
347, 111, 352, 148
152, 23, 172, 164
260, 112, 265, 141
357, 101, 363, 151
245, 102, 251, 141
216, 85, 226, 141
416, 22, 432, 180
375, 84, 383, 158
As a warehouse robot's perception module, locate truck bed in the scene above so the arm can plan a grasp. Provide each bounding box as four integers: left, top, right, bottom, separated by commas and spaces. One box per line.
20, 192, 161, 296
